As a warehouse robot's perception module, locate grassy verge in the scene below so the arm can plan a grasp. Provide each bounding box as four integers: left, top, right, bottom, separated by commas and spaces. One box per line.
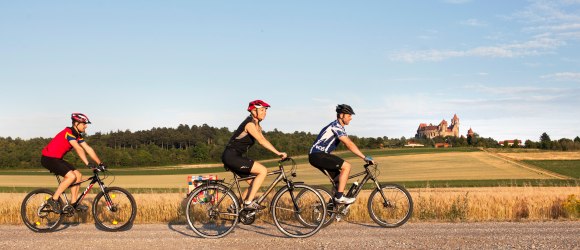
524, 160, 580, 179
3, 179, 577, 194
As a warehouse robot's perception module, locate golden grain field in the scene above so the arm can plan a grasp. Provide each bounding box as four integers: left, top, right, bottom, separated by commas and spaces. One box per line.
2, 186, 578, 225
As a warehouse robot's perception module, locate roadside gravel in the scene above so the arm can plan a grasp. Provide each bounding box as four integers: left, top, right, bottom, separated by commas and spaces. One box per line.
1, 222, 578, 249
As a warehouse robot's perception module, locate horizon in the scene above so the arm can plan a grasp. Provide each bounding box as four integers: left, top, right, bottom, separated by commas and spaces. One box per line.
1, 1, 579, 142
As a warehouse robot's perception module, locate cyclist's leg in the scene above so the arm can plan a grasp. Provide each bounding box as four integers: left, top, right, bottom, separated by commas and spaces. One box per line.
337, 161, 351, 193
309, 153, 346, 192
246, 162, 267, 202
53, 170, 76, 200
41, 156, 77, 201
70, 170, 82, 203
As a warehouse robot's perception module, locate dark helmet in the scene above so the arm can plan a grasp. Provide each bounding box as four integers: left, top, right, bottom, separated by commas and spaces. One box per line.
71, 113, 91, 124
336, 104, 355, 115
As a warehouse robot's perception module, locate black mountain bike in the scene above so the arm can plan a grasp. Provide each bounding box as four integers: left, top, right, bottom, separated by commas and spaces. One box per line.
21, 167, 137, 232
185, 158, 326, 238
302, 162, 413, 228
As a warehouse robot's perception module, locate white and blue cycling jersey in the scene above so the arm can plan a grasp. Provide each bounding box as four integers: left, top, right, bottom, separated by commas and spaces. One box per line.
309, 120, 347, 154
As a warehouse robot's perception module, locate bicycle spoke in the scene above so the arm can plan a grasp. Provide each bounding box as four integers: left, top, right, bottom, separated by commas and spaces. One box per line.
93, 187, 136, 231
21, 189, 64, 232
272, 185, 326, 238
368, 184, 413, 227
186, 184, 238, 238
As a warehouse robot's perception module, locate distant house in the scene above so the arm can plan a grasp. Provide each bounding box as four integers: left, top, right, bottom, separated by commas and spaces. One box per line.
434, 143, 451, 148
405, 142, 425, 147
498, 139, 522, 147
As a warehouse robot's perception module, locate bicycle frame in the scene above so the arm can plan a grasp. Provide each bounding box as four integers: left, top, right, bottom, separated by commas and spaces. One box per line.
323, 163, 387, 203
205, 159, 300, 212
55, 170, 109, 209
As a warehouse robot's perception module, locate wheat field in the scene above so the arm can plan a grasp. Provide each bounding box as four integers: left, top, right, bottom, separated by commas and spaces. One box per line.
2, 186, 578, 225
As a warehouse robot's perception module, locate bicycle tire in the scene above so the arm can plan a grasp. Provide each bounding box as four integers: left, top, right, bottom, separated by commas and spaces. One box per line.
21, 189, 65, 232
271, 184, 326, 238
296, 186, 336, 228
92, 187, 137, 232
367, 183, 413, 227
185, 183, 239, 238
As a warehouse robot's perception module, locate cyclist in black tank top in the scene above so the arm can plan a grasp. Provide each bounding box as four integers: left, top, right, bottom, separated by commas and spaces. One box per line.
221, 100, 287, 210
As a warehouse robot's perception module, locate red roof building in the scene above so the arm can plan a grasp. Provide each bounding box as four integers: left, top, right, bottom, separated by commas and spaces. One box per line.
415, 114, 460, 139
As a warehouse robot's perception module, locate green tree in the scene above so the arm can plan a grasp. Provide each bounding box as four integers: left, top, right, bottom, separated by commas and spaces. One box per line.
540, 132, 551, 150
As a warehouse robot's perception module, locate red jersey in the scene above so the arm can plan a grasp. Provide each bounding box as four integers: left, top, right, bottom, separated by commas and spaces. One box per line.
41, 127, 85, 159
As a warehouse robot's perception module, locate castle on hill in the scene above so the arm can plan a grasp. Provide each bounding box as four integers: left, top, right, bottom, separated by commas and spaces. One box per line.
415, 114, 461, 139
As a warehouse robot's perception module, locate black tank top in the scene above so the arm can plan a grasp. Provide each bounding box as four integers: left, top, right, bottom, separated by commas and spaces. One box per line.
226, 116, 258, 153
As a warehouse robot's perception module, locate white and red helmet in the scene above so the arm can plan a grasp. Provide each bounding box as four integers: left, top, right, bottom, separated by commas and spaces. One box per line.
71, 113, 91, 124
247, 100, 271, 111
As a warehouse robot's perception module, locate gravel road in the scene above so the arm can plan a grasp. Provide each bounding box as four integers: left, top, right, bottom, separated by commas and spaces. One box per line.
1, 222, 578, 249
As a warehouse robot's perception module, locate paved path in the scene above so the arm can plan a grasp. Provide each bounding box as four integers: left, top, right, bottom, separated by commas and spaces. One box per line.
1, 222, 578, 249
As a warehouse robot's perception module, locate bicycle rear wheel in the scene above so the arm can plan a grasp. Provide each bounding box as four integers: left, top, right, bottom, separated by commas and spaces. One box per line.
185, 184, 239, 238
271, 184, 326, 238
21, 189, 64, 232
367, 183, 413, 227
92, 187, 137, 231
296, 186, 335, 228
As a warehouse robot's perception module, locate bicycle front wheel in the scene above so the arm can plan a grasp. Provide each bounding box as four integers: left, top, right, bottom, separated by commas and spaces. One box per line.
20, 189, 64, 232
92, 187, 137, 231
186, 184, 239, 238
271, 184, 326, 238
367, 183, 413, 227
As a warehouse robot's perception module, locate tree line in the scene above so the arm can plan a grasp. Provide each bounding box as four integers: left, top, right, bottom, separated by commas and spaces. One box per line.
1, 124, 579, 169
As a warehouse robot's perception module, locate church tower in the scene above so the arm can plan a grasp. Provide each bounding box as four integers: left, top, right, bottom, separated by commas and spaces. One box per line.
450, 114, 460, 137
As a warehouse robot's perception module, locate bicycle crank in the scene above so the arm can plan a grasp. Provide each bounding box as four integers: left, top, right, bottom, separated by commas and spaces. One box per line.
61, 205, 75, 217
239, 210, 256, 225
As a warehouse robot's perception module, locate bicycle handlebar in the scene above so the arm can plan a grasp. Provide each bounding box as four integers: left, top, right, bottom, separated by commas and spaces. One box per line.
278, 157, 297, 177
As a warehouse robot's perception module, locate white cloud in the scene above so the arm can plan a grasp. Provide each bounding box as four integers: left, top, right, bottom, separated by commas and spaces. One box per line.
443, 0, 472, 4
541, 72, 580, 81
460, 18, 488, 27
464, 84, 572, 95
389, 37, 564, 62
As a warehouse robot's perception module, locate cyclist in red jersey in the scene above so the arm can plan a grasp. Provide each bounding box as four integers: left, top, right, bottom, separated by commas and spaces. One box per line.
41, 113, 105, 213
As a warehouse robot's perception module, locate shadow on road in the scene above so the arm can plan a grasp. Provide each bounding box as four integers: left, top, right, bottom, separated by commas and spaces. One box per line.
167, 220, 202, 238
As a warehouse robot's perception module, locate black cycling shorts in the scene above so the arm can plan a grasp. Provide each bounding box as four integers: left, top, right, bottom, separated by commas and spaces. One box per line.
221, 148, 254, 178
41, 155, 76, 177
308, 152, 345, 181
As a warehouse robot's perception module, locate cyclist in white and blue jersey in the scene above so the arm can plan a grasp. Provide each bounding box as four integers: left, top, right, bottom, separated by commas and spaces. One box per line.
309, 104, 374, 204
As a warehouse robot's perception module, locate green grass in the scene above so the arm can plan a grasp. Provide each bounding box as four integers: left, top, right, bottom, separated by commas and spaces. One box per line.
3, 179, 576, 194
524, 160, 580, 179
0, 147, 480, 175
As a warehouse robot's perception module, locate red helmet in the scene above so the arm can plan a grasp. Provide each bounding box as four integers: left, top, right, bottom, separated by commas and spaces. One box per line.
71, 113, 91, 124
247, 100, 271, 111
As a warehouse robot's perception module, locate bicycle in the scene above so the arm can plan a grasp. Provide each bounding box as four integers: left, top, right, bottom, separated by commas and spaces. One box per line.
184, 157, 326, 238
21, 165, 137, 232
300, 161, 413, 228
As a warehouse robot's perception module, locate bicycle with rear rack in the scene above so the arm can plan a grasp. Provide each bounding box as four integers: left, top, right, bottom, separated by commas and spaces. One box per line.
21, 165, 137, 232
184, 157, 326, 238
298, 161, 413, 228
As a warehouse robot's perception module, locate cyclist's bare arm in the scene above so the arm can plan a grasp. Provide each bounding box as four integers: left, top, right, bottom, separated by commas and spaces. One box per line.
80, 142, 102, 165
245, 123, 287, 158
70, 140, 90, 166
338, 136, 366, 160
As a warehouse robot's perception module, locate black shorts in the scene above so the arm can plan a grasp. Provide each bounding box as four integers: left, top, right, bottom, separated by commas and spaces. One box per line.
308, 152, 345, 181
221, 148, 254, 178
41, 156, 77, 177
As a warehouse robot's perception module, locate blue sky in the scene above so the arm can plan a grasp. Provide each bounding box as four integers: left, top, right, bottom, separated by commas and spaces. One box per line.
1, 0, 579, 142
